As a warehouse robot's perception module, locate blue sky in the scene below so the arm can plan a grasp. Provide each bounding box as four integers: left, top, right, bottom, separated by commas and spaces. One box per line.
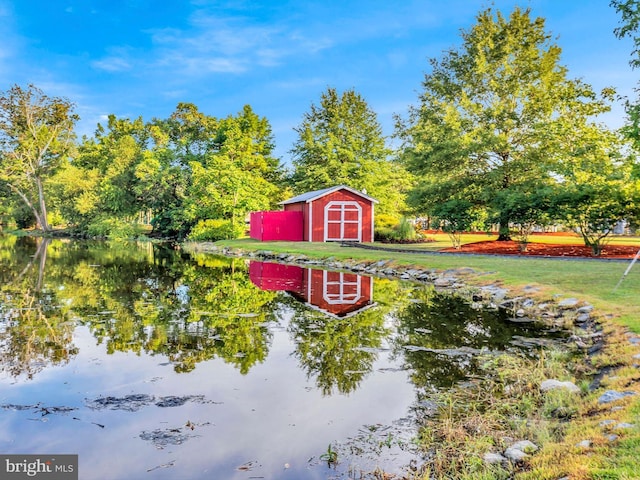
0, 0, 635, 164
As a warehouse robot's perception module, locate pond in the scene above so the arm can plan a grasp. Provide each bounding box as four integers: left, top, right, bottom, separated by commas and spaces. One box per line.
0, 236, 566, 479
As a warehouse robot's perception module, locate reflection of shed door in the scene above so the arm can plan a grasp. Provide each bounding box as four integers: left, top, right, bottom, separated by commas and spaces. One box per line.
323, 271, 361, 304
324, 201, 362, 241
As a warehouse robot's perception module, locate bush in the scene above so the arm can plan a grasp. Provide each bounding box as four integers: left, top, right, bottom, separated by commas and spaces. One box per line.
87, 218, 136, 239
47, 210, 65, 228
374, 217, 423, 242
396, 217, 416, 241
13, 204, 36, 229
374, 226, 397, 242
188, 219, 245, 241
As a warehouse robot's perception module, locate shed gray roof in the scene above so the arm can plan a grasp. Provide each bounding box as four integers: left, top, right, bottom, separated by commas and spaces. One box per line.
279, 185, 379, 205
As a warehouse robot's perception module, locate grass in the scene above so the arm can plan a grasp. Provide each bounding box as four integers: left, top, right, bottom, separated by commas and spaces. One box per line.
365, 232, 640, 250
202, 236, 640, 331
193, 234, 640, 480
416, 343, 640, 480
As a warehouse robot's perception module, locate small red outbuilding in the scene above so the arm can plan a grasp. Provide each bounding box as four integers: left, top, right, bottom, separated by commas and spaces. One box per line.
279, 185, 378, 242
251, 185, 378, 243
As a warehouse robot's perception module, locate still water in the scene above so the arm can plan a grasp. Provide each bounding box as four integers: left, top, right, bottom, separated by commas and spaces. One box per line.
0, 236, 564, 479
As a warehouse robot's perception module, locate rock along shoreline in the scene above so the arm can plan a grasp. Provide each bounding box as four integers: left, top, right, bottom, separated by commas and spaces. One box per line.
186, 242, 605, 354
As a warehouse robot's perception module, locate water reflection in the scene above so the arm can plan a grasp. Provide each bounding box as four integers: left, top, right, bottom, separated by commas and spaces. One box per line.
250, 261, 384, 395
249, 261, 375, 317
0, 236, 278, 378
0, 236, 568, 479
0, 236, 78, 379
394, 287, 563, 394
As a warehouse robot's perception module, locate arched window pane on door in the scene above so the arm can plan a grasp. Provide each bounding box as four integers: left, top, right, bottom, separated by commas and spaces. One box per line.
324, 201, 362, 241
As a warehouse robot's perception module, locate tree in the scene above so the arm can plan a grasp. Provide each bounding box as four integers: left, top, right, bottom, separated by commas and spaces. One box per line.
612, 0, 640, 68
553, 124, 636, 255
53, 115, 148, 236
140, 104, 216, 238
431, 199, 481, 250
494, 186, 554, 251
184, 106, 283, 239
612, 0, 640, 162
398, 8, 614, 240
0, 84, 78, 231
291, 87, 410, 216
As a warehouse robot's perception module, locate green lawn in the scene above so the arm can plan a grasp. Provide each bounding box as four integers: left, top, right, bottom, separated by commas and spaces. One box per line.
379, 232, 640, 250
208, 236, 640, 331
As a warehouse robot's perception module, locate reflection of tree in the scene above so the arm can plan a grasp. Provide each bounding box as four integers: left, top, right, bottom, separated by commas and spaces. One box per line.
169, 254, 278, 374
0, 236, 78, 379
285, 278, 404, 396
392, 286, 549, 393
0, 236, 278, 378
67, 247, 277, 374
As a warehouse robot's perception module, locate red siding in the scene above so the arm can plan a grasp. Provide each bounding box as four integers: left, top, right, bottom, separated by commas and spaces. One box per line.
303, 269, 373, 317
249, 261, 304, 291
283, 202, 309, 241
308, 190, 374, 242
249, 211, 303, 241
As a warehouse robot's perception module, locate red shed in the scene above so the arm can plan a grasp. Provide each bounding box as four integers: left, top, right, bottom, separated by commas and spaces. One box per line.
280, 185, 378, 242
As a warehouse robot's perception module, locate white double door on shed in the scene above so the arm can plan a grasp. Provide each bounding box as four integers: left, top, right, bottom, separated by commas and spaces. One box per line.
323, 201, 362, 242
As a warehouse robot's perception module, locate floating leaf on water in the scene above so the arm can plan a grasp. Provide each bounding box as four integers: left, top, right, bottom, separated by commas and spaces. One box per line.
403, 345, 429, 352
140, 428, 194, 449
147, 460, 176, 473
155, 395, 206, 408
236, 460, 259, 471
352, 347, 380, 353
86, 394, 155, 411
414, 328, 432, 334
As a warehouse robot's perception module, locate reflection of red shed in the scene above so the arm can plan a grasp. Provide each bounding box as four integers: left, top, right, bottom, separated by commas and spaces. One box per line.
248, 260, 375, 318
280, 185, 378, 242
291, 269, 374, 318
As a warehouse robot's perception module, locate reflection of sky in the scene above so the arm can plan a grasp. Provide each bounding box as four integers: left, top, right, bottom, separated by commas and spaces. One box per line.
0, 315, 417, 480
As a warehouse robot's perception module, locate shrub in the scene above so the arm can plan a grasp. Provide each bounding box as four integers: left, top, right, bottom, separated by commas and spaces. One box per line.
47, 210, 65, 228
374, 217, 425, 243
396, 217, 416, 241
188, 219, 245, 241
87, 218, 136, 239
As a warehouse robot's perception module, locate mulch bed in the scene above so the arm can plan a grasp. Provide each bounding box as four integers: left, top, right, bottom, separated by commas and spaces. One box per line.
440, 240, 640, 259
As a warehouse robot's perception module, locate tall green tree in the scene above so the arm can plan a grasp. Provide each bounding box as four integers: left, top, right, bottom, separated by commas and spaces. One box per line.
612, 0, 640, 168
291, 87, 410, 216
53, 115, 148, 235
0, 84, 78, 231
398, 8, 614, 240
185, 105, 283, 239
612, 0, 640, 67
553, 123, 637, 254
131, 103, 218, 238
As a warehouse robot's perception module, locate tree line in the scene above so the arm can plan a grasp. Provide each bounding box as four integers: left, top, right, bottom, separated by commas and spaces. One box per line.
1, 5, 639, 254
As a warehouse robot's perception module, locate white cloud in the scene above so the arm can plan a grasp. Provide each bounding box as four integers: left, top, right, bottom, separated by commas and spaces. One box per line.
161, 89, 188, 99
90, 46, 135, 72
91, 56, 132, 72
